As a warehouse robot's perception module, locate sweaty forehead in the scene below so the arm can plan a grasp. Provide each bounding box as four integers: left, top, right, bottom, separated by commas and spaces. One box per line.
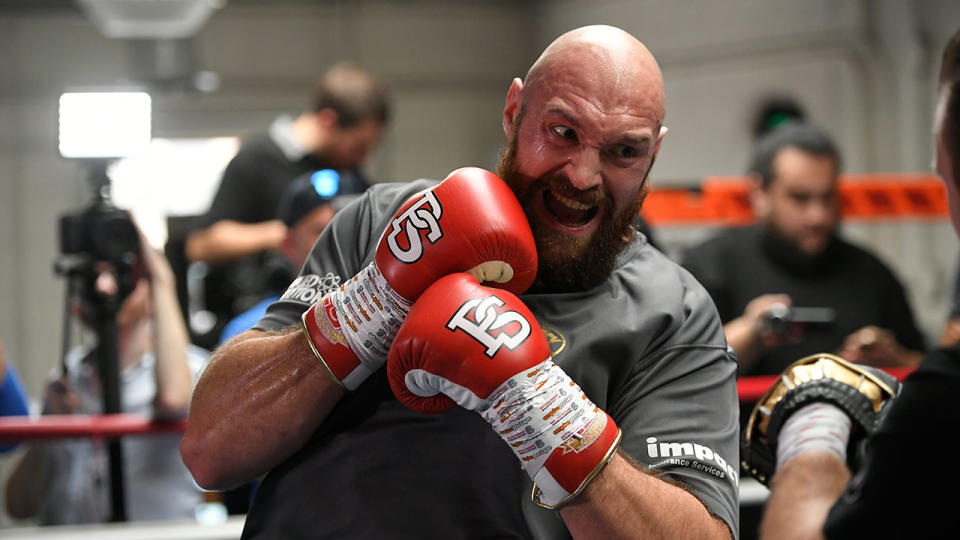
541, 76, 663, 130
525, 40, 665, 127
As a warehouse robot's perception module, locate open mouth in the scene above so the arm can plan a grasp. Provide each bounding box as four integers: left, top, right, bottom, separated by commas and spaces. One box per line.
542, 189, 599, 228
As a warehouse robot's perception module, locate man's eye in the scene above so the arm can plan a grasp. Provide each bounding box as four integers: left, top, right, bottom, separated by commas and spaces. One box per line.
611, 145, 639, 159
552, 125, 577, 141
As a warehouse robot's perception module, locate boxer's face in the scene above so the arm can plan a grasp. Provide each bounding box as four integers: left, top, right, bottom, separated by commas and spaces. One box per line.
498, 73, 664, 291
756, 147, 839, 255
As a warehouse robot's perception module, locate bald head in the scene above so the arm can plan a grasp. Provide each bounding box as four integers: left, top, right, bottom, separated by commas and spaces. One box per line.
497, 25, 669, 292
523, 25, 665, 125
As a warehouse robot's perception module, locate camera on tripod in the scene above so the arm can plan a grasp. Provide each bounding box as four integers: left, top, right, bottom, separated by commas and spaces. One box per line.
53, 90, 153, 522
56, 91, 151, 302
59, 201, 140, 268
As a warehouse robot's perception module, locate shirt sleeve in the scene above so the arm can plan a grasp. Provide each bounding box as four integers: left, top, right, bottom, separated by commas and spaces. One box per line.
253, 189, 377, 332
0, 363, 28, 417
200, 144, 266, 227
611, 343, 741, 538
606, 263, 741, 538
252, 181, 438, 332
0, 363, 30, 453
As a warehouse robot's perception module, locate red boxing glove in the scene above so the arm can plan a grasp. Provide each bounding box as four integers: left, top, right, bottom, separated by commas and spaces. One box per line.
388, 273, 622, 509
302, 168, 537, 390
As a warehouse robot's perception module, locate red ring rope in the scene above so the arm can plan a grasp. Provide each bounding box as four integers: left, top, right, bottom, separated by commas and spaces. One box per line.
0, 367, 917, 442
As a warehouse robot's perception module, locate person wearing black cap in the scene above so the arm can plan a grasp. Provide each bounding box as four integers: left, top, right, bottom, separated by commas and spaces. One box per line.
219, 170, 359, 344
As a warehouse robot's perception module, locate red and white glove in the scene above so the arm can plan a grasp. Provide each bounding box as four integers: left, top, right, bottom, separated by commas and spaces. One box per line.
387, 273, 622, 509
301, 167, 537, 390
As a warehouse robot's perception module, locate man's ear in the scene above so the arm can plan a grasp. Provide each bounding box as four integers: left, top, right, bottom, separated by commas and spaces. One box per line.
503, 78, 523, 138
652, 126, 668, 160
748, 173, 768, 218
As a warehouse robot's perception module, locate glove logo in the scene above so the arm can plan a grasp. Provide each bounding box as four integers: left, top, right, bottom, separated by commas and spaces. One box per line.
386, 191, 443, 263
446, 295, 531, 357
316, 295, 346, 346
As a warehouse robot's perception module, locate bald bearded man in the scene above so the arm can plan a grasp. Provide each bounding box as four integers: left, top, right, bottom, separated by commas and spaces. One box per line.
181, 26, 738, 539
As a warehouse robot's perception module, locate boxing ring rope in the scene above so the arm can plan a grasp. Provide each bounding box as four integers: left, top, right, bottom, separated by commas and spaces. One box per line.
0, 414, 187, 442
0, 367, 917, 442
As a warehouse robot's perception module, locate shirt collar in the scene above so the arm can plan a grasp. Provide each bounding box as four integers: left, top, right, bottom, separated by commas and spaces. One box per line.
269, 114, 310, 161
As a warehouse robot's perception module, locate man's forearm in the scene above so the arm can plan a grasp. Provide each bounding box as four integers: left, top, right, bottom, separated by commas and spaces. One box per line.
180, 327, 344, 490
151, 276, 195, 417
185, 219, 286, 263
759, 451, 849, 540
560, 452, 731, 540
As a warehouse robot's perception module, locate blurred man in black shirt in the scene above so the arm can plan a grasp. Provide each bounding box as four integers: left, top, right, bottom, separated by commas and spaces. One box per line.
683, 122, 925, 376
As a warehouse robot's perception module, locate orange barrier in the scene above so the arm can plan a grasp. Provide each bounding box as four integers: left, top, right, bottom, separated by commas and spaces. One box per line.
643, 173, 948, 225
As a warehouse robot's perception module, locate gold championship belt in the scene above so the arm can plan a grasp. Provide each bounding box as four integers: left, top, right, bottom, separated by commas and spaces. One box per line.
741, 353, 900, 486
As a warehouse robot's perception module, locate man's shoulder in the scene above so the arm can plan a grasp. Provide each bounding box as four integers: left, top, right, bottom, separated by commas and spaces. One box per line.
832, 236, 899, 278
625, 244, 717, 306
362, 179, 439, 219
693, 225, 754, 251
913, 343, 960, 379
611, 243, 728, 346
680, 226, 757, 288
368, 178, 438, 197
230, 132, 283, 164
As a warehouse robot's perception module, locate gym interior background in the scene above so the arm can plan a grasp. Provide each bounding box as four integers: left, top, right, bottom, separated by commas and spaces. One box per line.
1, 0, 959, 531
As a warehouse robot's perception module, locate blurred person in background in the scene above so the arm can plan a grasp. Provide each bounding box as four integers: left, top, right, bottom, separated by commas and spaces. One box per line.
5, 233, 209, 525
218, 169, 360, 345
186, 62, 388, 266
750, 93, 808, 141
183, 62, 389, 346
682, 122, 925, 377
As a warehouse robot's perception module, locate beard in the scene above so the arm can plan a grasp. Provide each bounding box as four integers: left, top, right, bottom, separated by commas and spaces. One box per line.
495, 128, 648, 294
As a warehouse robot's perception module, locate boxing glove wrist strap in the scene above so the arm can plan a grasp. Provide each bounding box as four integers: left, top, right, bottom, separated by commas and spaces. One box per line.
302, 262, 412, 390
479, 358, 621, 509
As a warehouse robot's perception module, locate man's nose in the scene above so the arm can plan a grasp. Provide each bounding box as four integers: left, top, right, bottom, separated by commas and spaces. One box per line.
805, 199, 835, 225
563, 148, 603, 191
